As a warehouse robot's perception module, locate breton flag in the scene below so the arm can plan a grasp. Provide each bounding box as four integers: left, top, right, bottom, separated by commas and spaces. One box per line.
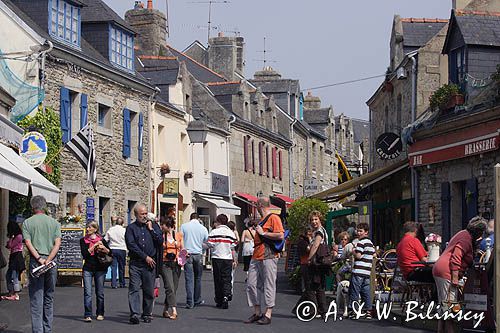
65, 123, 97, 191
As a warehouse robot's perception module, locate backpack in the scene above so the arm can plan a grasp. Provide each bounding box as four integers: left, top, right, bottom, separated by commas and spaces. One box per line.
259, 214, 290, 253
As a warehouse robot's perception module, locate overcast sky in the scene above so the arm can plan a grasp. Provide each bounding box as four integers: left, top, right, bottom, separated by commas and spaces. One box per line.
104, 0, 452, 120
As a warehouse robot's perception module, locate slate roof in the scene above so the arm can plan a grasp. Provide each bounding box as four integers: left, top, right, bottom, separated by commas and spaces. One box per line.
207, 82, 241, 96
351, 119, 370, 143
80, 0, 135, 33
2, 0, 152, 89
137, 56, 179, 85
299, 120, 326, 140
248, 79, 300, 94
303, 108, 331, 124
401, 18, 447, 47
453, 11, 500, 47
167, 46, 226, 84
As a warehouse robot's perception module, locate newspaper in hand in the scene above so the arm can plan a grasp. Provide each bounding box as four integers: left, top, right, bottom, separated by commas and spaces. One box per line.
32, 261, 57, 278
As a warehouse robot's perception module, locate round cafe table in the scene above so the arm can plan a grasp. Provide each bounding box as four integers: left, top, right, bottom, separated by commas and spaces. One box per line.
411, 260, 436, 265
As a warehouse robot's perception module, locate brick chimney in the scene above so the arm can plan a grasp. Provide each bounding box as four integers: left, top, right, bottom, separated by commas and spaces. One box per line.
125, 3, 168, 56
252, 66, 282, 81
208, 34, 244, 81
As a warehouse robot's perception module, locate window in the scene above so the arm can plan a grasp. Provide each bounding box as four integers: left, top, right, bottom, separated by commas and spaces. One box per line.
60, 87, 87, 143
258, 141, 264, 175
312, 142, 317, 172
251, 140, 255, 174
98, 104, 111, 129
278, 150, 282, 180
66, 192, 78, 215
49, 0, 80, 47
122, 108, 144, 162
243, 135, 253, 173
265, 145, 269, 177
450, 48, 465, 88
272, 147, 277, 178
110, 25, 134, 71
99, 197, 111, 234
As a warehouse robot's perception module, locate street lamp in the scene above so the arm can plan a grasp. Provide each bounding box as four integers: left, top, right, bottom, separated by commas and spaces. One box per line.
186, 119, 208, 144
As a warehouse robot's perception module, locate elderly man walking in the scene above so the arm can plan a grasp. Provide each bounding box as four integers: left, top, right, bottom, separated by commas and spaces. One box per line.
125, 204, 163, 324
244, 196, 284, 325
22, 195, 61, 333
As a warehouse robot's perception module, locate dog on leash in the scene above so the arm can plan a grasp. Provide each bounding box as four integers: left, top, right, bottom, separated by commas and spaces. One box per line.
335, 280, 350, 317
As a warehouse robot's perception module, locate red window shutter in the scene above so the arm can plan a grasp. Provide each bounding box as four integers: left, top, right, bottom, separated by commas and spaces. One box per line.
272, 147, 277, 178
251, 140, 255, 173
266, 145, 269, 177
278, 150, 282, 180
243, 136, 248, 172
259, 142, 264, 175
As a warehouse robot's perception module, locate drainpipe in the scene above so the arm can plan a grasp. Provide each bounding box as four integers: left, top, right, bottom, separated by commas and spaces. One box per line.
410, 55, 419, 221
289, 119, 297, 198
227, 115, 236, 204
149, 86, 161, 215
39, 41, 53, 92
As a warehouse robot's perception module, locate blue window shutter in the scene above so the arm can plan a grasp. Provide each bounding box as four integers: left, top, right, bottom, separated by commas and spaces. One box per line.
60, 87, 71, 143
123, 108, 131, 158
80, 93, 88, 129
138, 112, 144, 162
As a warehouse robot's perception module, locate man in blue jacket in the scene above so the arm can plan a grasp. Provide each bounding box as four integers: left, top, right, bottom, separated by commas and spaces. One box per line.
125, 203, 163, 324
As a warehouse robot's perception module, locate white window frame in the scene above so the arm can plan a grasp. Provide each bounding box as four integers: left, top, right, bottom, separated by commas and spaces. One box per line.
110, 25, 134, 72
49, 0, 81, 47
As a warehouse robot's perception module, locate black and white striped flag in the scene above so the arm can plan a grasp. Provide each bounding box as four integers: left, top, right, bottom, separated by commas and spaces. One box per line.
65, 123, 97, 191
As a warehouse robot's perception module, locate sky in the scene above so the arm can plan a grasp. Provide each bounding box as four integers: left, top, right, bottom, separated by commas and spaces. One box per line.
104, 0, 452, 120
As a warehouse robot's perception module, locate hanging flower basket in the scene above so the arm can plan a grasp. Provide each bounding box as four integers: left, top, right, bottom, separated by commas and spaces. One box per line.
159, 163, 171, 176
184, 171, 193, 180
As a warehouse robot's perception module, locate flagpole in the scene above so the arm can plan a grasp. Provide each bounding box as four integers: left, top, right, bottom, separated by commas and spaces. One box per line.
44, 145, 66, 166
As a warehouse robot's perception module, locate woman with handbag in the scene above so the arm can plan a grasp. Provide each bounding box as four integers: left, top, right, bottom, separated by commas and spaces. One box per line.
432, 216, 487, 333
306, 211, 330, 319
80, 221, 112, 322
241, 218, 256, 280
2, 222, 25, 301
160, 216, 184, 320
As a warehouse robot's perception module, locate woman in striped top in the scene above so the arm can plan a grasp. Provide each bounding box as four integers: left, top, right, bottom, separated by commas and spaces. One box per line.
348, 222, 375, 319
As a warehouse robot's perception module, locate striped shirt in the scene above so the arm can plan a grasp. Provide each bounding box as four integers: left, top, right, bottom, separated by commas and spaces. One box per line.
352, 237, 375, 278
207, 225, 237, 260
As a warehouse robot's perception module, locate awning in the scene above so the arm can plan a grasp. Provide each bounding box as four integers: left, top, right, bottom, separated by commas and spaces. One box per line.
233, 192, 282, 214
310, 160, 408, 201
0, 142, 60, 204
197, 194, 241, 216
273, 194, 295, 207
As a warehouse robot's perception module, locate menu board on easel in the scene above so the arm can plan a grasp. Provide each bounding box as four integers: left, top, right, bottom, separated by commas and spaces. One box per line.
285, 243, 299, 274
57, 228, 84, 274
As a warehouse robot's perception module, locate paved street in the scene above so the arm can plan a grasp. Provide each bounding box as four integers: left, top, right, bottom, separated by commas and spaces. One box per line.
0, 262, 432, 333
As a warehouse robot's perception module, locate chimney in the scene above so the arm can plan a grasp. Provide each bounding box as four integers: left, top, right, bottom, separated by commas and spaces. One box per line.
303, 91, 321, 110
208, 35, 244, 81
253, 66, 282, 81
125, 3, 168, 56
452, 0, 474, 9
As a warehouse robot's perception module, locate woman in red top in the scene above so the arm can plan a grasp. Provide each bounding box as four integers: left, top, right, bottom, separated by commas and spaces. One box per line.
2, 222, 25, 301
432, 216, 487, 333
160, 216, 183, 320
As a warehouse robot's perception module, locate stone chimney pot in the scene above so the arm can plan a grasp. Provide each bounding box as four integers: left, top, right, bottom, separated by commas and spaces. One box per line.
147, 0, 153, 9
218, 32, 224, 37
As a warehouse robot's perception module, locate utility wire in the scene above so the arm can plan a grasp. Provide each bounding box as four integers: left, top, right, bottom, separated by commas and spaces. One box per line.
302, 73, 387, 91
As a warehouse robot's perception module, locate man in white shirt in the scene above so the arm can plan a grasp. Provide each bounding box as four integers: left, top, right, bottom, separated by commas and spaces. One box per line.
206, 214, 237, 309
105, 217, 127, 288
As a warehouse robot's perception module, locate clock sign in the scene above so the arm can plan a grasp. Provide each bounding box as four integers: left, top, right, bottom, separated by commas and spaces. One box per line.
376, 132, 402, 160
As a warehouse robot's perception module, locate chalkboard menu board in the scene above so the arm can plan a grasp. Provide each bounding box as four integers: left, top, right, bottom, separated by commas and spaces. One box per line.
57, 228, 84, 271
285, 243, 300, 274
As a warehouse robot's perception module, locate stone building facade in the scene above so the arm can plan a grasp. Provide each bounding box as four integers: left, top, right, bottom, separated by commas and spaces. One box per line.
8, 0, 156, 230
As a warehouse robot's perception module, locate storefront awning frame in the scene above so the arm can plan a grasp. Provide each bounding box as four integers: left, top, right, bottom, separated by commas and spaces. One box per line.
197, 193, 241, 217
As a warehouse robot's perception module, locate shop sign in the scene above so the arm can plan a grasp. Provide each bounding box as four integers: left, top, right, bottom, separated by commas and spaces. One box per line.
304, 178, 318, 196
410, 134, 499, 167
376, 132, 402, 160
211, 172, 229, 196
272, 183, 283, 194
163, 178, 179, 197
20, 131, 48, 168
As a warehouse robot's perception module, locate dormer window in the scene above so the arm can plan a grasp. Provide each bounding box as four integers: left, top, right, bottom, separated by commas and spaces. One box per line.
49, 0, 81, 47
110, 25, 134, 72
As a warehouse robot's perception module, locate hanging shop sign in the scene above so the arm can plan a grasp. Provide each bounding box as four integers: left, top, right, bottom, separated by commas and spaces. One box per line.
163, 178, 179, 198
20, 131, 48, 168
376, 132, 402, 160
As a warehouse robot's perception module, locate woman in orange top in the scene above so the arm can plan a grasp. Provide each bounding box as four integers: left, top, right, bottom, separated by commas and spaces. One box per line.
160, 216, 184, 320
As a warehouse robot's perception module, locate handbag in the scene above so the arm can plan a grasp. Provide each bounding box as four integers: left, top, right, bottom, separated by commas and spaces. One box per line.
97, 253, 113, 266
311, 242, 334, 269
446, 284, 464, 314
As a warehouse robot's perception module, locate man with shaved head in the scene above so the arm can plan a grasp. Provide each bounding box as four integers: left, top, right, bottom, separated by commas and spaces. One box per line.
125, 203, 163, 324
244, 196, 284, 325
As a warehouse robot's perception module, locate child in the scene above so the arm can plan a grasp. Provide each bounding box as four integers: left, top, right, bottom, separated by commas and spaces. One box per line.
348, 223, 375, 319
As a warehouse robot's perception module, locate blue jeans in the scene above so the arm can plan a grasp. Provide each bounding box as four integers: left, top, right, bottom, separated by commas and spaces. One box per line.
110, 249, 126, 288
349, 275, 372, 311
6, 268, 20, 293
28, 257, 57, 333
184, 254, 203, 307
83, 270, 105, 317
128, 263, 155, 318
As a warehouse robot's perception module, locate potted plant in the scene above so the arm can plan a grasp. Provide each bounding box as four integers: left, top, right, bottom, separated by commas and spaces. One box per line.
159, 163, 171, 177
429, 83, 464, 111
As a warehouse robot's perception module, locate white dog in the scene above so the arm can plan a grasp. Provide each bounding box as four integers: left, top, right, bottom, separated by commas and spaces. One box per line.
335, 280, 350, 317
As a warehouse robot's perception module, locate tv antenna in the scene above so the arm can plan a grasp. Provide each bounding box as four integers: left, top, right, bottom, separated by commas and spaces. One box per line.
253, 37, 277, 68
165, 0, 169, 37
187, 1, 230, 43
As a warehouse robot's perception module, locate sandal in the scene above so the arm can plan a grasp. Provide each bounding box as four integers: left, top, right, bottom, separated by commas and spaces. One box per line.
2, 295, 19, 301
169, 313, 177, 320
